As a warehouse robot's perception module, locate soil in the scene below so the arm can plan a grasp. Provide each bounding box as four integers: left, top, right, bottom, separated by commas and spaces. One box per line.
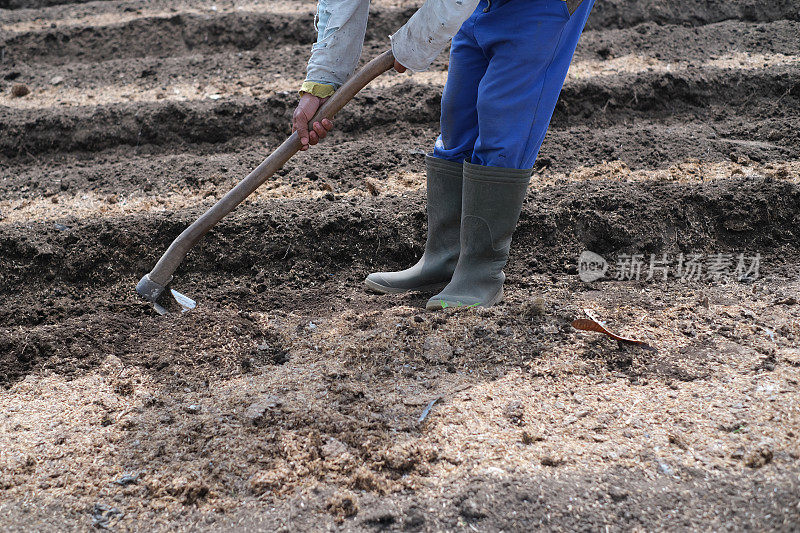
1, 0, 799, 531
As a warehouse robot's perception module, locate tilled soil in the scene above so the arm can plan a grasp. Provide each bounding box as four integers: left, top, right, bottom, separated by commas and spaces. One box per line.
1, 1, 799, 531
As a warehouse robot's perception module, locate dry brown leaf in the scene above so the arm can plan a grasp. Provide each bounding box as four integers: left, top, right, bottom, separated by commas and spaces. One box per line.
571, 309, 656, 351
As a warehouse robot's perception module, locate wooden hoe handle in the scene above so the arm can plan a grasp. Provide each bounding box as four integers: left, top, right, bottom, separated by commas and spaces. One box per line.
142, 50, 396, 289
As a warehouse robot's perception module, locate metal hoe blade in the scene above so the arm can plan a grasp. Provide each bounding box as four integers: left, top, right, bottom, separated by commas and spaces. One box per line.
170, 289, 196, 312
152, 289, 196, 315
136, 274, 196, 315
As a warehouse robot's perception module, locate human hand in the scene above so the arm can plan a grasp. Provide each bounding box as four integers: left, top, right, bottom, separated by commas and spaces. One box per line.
292, 93, 334, 151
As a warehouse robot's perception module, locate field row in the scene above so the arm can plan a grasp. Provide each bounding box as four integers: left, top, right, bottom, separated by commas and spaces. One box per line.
3, 0, 799, 31
1, 172, 796, 294
1, 64, 797, 165
3, 5, 800, 66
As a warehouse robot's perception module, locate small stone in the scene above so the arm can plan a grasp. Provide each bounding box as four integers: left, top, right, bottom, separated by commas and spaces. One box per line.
520, 297, 546, 318
521, 431, 543, 445
782, 349, 800, 367
50, 75, 64, 85
459, 498, 487, 519
608, 486, 629, 502
185, 404, 200, 414
668, 432, 689, 450
540, 455, 563, 467
321, 437, 350, 459
658, 462, 674, 475
11, 84, 30, 97
244, 397, 281, 426
603, 450, 619, 461
113, 473, 139, 486
92, 503, 123, 529
422, 334, 453, 364
364, 178, 380, 196
504, 401, 525, 426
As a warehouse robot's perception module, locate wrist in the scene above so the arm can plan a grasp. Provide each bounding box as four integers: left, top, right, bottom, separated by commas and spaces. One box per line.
299, 81, 336, 98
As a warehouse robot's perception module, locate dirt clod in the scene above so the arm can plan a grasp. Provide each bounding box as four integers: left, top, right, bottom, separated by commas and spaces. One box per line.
326, 490, 359, 522
460, 497, 488, 520
11, 84, 30, 97
745, 447, 774, 469
422, 334, 453, 364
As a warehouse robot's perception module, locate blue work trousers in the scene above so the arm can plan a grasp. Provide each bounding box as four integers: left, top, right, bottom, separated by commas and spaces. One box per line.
432, 0, 595, 169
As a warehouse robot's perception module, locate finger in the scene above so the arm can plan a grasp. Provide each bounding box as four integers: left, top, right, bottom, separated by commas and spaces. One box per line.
308, 130, 319, 145
313, 122, 327, 140
321, 118, 334, 131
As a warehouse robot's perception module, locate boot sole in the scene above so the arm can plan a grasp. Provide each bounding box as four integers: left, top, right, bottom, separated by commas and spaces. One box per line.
425, 287, 504, 310
364, 278, 448, 295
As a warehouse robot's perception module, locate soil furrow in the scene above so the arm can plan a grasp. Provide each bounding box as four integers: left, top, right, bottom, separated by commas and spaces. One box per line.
3, 0, 798, 33
1, 0, 97, 8
575, 19, 800, 63
4, 21, 799, 74
0, 8, 413, 66
4, 10, 800, 68
4, 49, 799, 111
0, 135, 432, 205
1, 176, 796, 295
2, 128, 797, 211
2, 65, 797, 162
0, 116, 795, 177
583, 0, 800, 30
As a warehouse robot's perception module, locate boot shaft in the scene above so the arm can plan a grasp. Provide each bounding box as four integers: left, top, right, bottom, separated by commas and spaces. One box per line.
460, 162, 531, 257
424, 155, 464, 253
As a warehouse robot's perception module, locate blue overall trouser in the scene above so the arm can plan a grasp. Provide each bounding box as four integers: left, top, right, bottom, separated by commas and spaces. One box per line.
432, 0, 595, 169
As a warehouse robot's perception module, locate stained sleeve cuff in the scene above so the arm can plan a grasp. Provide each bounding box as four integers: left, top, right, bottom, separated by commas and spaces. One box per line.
299, 81, 336, 98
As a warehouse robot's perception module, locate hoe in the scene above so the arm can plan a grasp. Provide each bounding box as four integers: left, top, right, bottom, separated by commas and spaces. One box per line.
136, 51, 396, 314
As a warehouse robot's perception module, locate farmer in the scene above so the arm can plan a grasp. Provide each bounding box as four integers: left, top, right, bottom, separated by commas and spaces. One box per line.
293, 0, 595, 309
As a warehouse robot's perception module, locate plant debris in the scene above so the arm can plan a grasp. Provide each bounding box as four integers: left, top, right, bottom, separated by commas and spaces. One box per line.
571, 309, 656, 351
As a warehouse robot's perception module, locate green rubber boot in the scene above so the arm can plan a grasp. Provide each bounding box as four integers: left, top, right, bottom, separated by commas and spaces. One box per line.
365, 156, 463, 294
426, 162, 531, 310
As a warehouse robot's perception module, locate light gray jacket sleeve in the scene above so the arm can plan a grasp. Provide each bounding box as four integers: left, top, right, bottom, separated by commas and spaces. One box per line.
304, 0, 479, 89
305, 0, 371, 89
390, 0, 480, 72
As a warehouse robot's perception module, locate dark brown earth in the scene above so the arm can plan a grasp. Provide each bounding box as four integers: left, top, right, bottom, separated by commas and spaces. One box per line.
1, 0, 799, 531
